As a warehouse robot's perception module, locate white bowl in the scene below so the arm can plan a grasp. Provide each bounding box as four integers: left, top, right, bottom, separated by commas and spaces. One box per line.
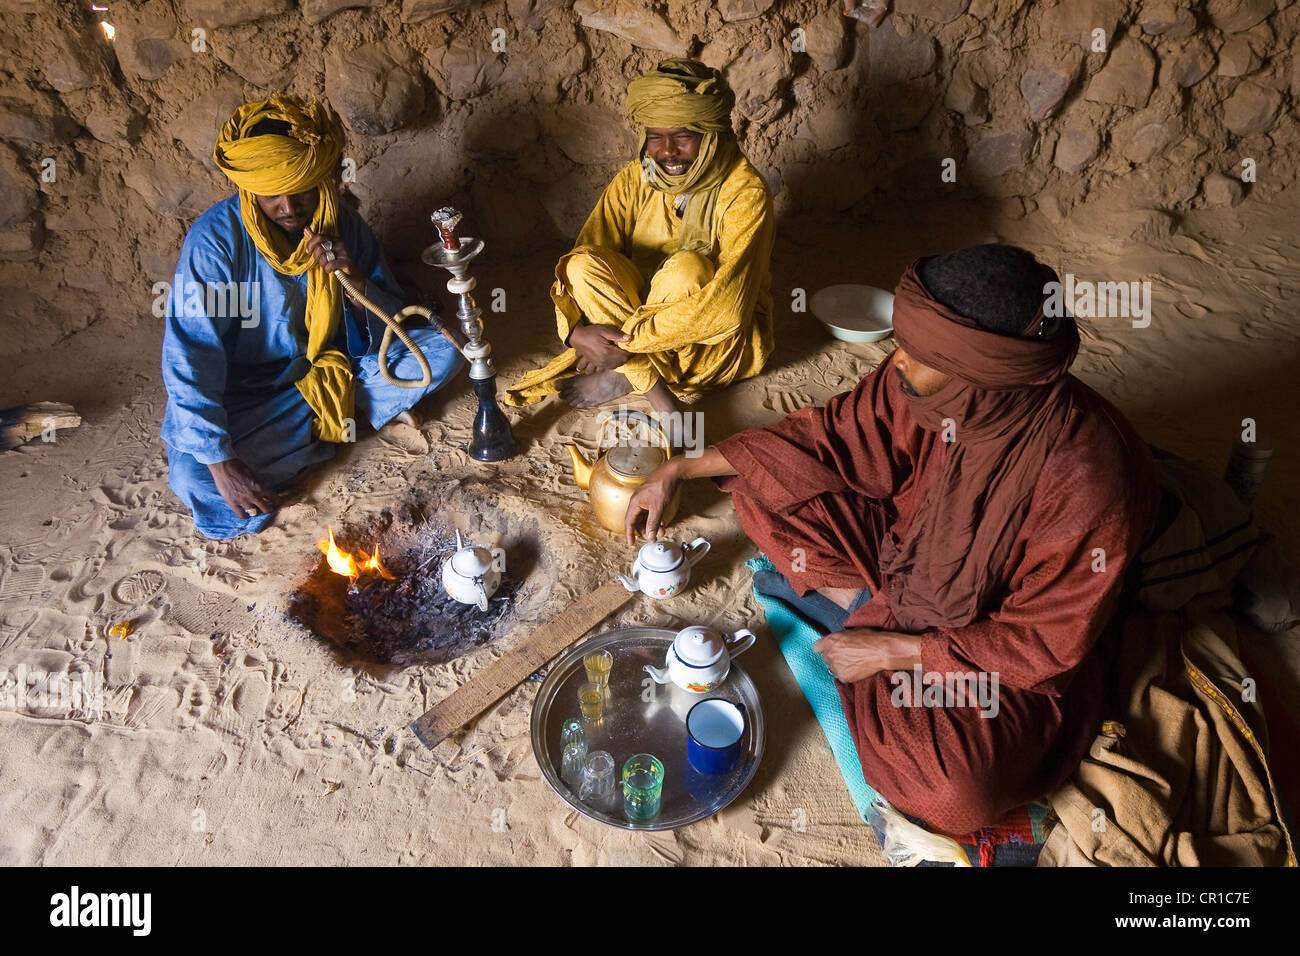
809, 284, 895, 343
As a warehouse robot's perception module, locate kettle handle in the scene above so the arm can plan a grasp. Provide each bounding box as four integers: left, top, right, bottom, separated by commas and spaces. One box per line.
726, 628, 756, 660
682, 536, 710, 567
597, 409, 674, 458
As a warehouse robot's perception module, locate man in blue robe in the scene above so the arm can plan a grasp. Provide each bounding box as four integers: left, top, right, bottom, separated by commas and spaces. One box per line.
160, 96, 462, 538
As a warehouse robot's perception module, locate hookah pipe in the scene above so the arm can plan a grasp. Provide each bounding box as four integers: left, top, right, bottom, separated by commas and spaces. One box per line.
331, 271, 446, 390
326, 207, 518, 462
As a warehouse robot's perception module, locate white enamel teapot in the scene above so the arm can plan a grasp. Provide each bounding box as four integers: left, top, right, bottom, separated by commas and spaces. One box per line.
617, 537, 710, 600
643, 625, 756, 694
440, 530, 502, 612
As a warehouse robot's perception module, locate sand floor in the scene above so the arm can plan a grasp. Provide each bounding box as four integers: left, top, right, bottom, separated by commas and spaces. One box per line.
1, 191, 1297, 866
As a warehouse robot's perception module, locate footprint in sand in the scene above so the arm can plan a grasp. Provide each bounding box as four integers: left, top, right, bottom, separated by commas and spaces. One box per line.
378, 422, 431, 457
762, 390, 814, 415
104, 625, 139, 690
0, 563, 45, 602
64, 555, 109, 609
112, 570, 166, 606
178, 676, 211, 729
219, 649, 273, 720
230, 672, 271, 720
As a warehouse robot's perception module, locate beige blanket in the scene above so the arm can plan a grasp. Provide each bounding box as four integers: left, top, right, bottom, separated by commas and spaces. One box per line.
1040, 455, 1296, 866
1040, 602, 1295, 866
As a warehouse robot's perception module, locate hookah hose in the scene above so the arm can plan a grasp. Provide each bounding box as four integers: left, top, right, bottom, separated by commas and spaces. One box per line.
331, 271, 465, 389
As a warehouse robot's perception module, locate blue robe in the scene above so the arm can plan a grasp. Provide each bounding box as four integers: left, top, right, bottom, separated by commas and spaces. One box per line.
161, 195, 463, 538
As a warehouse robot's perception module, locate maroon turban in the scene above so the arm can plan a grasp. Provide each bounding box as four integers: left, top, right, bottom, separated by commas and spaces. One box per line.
878, 259, 1081, 630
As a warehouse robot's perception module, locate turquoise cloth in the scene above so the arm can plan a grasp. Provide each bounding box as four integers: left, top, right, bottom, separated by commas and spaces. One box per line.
746, 555, 881, 821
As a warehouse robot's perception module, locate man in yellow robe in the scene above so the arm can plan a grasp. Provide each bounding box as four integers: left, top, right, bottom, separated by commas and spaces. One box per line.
504, 58, 776, 417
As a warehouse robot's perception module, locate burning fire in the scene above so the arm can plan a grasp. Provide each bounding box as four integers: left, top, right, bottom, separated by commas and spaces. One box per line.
318, 527, 394, 580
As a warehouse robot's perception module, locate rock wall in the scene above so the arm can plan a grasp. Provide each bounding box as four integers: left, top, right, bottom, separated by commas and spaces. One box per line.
0, 0, 1296, 354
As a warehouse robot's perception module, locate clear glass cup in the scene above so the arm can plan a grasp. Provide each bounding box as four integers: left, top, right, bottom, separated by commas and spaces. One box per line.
583, 649, 613, 686
559, 716, 585, 751
622, 753, 664, 820
560, 740, 588, 787
578, 681, 605, 720
578, 750, 616, 803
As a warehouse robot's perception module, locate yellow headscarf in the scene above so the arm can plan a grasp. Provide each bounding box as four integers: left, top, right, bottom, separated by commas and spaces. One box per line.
625, 58, 741, 256
213, 94, 353, 443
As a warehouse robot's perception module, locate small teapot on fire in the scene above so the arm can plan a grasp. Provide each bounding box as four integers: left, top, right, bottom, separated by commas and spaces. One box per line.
644, 625, 756, 694
567, 410, 679, 534
441, 530, 501, 612
618, 537, 710, 599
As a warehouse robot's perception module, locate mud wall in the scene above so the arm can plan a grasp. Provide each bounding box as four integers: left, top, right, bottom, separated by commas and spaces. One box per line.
0, 0, 1295, 354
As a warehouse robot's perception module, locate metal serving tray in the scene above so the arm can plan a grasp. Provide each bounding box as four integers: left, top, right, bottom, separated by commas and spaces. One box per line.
531, 627, 765, 831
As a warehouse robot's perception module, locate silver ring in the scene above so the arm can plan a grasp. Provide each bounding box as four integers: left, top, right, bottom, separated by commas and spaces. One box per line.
245, 508, 258, 517
325, 250, 336, 262
322, 240, 333, 251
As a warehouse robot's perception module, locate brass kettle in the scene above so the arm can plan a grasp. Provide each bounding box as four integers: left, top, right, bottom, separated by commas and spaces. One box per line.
566, 411, 680, 533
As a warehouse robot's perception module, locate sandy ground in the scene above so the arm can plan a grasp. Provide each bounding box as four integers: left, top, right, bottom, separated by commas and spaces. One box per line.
1, 189, 1297, 866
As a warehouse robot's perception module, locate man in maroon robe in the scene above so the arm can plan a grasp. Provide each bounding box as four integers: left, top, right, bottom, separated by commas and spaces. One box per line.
624, 244, 1159, 836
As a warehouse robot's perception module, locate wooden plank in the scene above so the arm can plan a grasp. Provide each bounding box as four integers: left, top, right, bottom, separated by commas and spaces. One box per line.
409, 579, 634, 752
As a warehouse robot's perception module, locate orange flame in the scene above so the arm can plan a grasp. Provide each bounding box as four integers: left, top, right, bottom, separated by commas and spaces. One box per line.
318, 527, 359, 578
359, 544, 395, 580
317, 528, 395, 580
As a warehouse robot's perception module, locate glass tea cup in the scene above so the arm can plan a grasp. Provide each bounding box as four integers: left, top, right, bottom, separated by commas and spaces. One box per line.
559, 716, 585, 751
583, 649, 613, 687
622, 753, 664, 821
578, 750, 616, 803
578, 681, 605, 721
560, 740, 588, 787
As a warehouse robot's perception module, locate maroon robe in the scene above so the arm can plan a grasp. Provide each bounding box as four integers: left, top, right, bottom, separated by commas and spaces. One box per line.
716, 364, 1158, 835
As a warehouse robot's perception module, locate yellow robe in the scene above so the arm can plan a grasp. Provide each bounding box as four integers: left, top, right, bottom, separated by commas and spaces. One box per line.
504, 156, 775, 405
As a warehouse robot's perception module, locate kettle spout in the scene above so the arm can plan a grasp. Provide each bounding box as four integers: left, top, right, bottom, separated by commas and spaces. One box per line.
566, 443, 594, 490
642, 664, 671, 685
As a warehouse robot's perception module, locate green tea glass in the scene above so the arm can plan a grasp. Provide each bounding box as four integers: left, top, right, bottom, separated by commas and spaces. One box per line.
622, 753, 664, 820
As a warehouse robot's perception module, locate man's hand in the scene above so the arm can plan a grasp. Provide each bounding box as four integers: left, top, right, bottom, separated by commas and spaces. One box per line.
209, 458, 279, 520
569, 324, 632, 373
303, 226, 363, 284
622, 446, 737, 545
813, 629, 923, 684
624, 457, 685, 545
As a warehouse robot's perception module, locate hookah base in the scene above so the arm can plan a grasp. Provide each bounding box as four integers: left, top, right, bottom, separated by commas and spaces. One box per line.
468, 375, 519, 462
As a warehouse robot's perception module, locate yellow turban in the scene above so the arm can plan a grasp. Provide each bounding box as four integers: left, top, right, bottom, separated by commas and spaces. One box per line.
625, 59, 740, 256
213, 94, 353, 444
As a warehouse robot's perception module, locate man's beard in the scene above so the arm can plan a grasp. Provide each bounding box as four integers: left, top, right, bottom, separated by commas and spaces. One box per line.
895, 367, 920, 398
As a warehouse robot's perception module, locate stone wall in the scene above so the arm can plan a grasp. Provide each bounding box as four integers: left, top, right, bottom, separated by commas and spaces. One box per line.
0, 0, 1295, 354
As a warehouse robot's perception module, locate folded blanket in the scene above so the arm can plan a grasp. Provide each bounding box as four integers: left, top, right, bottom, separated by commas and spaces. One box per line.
1040, 603, 1295, 866
1042, 454, 1297, 866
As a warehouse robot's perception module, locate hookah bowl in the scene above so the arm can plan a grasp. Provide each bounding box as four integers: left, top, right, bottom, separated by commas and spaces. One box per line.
422, 207, 519, 462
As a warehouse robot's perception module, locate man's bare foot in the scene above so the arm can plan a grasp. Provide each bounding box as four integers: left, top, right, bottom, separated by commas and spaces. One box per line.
392, 410, 420, 428
560, 370, 633, 408
644, 381, 684, 447
816, 586, 861, 611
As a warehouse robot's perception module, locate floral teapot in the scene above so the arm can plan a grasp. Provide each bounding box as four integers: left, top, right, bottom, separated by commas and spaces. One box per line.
440, 530, 502, 612
643, 625, 756, 694
617, 537, 709, 600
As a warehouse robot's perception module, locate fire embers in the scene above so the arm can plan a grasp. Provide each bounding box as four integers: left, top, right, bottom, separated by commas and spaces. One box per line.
291, 513, 539, 669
